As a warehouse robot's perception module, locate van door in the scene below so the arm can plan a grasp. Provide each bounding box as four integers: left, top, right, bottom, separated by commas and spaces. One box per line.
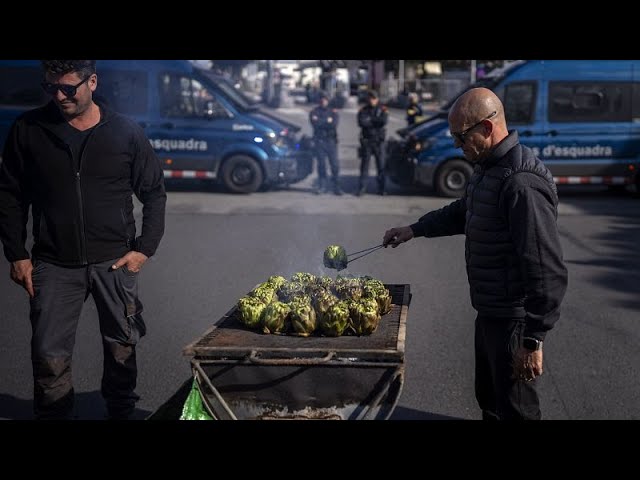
150, 72, 232, 177
498, 80, 546, 157
542, 79, 633, 180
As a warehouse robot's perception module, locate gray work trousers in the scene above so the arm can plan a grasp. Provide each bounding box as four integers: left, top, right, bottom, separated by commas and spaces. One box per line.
29, 258, 146, 419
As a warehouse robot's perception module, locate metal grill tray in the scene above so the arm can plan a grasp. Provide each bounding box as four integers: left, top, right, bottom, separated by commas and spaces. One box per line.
184, 284, 410, 362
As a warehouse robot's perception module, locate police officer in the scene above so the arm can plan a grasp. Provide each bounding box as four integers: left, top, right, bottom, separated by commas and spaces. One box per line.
357, 90, 388, 196
309, 91, 342, 195
406, 92, 424, 126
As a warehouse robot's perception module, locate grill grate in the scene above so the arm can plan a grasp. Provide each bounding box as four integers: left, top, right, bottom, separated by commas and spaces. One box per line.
188, 284, 409, 356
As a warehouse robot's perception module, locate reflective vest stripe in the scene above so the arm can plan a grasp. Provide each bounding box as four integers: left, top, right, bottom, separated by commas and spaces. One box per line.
163, 170, 216, 179
553, 176, 632, 185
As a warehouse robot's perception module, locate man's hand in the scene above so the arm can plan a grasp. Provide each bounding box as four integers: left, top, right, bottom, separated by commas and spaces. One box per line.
512, 347, 543, 382
111, 251, 148, 273
10, 259, 34, 298
383, 226, 414, 248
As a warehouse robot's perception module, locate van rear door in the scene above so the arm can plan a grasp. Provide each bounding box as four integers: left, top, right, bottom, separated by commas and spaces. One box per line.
541, 63, 634, 180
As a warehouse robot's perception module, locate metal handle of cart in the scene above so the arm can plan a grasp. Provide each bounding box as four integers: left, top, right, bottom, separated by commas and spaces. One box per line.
247, 350, 335, 365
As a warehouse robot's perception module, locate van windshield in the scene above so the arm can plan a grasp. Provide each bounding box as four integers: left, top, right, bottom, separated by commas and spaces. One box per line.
199, 70, 256, 112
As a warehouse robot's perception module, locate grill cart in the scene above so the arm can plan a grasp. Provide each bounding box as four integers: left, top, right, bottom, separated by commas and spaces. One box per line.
148, 284, 411, 420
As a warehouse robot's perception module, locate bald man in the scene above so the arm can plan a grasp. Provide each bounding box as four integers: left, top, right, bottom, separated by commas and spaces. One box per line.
382, 88, 568, 420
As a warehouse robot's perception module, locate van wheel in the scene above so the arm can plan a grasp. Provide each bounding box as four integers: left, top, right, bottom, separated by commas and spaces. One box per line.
221, 155, 263, 193
435, 159, 473, 197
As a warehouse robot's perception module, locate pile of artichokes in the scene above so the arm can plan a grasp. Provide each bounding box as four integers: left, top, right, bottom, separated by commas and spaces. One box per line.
235, 274, 392, 337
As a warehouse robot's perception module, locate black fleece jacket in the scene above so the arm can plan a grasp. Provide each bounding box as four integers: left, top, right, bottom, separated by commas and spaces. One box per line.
0, 101, 166, 266
410, 131, 568, 341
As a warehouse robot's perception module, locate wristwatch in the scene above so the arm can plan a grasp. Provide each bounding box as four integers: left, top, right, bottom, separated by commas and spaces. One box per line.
522, 337, 543, 351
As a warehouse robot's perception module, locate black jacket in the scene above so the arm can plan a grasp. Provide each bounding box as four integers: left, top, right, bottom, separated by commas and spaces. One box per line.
410, 131, 568, 340
0, 101, 166, 266
309, 105, 339, 141
357, 104, 388, 141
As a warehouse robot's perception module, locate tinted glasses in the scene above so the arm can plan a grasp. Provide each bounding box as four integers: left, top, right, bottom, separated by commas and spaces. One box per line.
41, 75, 91, 97
451, 110, 497, 144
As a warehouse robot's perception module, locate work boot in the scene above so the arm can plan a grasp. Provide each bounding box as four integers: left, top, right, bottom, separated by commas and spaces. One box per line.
333, 179, 343, 196
357, 179, 366, 196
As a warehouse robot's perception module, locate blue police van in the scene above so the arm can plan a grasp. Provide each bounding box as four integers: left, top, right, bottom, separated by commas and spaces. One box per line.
386, 60, 640, 197
0, 60, 312, 193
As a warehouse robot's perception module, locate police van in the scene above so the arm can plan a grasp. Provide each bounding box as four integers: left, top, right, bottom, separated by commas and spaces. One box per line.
0, 60, 312, 193
386, 60, 640, 197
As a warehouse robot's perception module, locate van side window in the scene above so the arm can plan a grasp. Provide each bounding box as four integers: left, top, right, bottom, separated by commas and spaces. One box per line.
95, 70, 148, 115
503, 82, 536, 124
549, 82, 631, 122
0, 67, 48, 108
159, 73, 229, 119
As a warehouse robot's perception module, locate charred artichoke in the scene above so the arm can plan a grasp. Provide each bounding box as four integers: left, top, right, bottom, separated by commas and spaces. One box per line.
323, 245, 348, 271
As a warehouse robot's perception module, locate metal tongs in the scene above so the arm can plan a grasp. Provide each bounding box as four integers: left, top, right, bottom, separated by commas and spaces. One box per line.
326, 244, 385, 271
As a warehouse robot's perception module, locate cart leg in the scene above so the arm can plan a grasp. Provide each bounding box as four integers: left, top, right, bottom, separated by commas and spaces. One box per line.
193, 362, 238, 420
355, 367, 404, 420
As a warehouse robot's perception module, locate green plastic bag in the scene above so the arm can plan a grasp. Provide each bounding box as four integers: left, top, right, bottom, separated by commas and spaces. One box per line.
180, 378, 214, 420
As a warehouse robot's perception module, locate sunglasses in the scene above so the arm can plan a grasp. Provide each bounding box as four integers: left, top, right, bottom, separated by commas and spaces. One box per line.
41, 75, 91, 97
451, 110, 497, 144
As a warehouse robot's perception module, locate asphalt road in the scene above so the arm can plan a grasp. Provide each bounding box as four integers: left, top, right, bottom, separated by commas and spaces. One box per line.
0, 101, 638, 421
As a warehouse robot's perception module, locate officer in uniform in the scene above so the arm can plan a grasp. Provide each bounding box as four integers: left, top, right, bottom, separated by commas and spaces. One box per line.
357, 90, 388, 196
406, 92, 424, 126
309, 91, 342, 195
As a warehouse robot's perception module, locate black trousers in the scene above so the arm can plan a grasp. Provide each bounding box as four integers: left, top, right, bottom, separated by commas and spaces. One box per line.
29, 258, 146, 419
314, 138, 339, 183
359, 138, 385, 190
474, 315, 541, 420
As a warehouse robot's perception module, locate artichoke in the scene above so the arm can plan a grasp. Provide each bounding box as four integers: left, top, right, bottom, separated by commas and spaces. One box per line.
362, 281, 392, 315
277, 281, 305, 303
289, 298, 317, 337
261, 301, 291, 334
250, 282, 277, 305
236, 296, 267, 330
315, 276, 334, 289
290, 272, 316, 286
267, 275, 287, 290
375, 289, 392, 316
323, 245, 348, 271
350, 298, 382, 335
313, 290, 339, 318
318, 300, 350, 336
335, 278, 363, 300
307, 285, 328, 302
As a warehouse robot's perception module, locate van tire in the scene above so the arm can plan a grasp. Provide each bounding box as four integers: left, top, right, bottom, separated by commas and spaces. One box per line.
221, 155, 264, 193
435, 159, 473, 197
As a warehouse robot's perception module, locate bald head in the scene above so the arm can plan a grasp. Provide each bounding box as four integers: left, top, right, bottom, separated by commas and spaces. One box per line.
448, 88, 509, 163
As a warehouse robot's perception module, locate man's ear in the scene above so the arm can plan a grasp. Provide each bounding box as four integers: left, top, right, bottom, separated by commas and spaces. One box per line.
483, 119, 494, 136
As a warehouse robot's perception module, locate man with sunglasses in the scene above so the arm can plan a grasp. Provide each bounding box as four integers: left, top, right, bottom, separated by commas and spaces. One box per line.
0, 60, 167, 420
382, 88, 568, 420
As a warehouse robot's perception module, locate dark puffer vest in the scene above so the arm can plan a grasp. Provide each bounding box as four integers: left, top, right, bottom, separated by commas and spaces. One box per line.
465, 131, 558, 317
